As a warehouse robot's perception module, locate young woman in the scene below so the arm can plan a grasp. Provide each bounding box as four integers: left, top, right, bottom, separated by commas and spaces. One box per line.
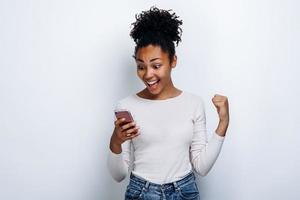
107, 6, 229, 200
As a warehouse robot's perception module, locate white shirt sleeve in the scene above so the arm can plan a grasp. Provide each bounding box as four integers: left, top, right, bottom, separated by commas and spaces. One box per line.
190, 98, 225, 176
106, 101, 132, 182
107, 139, 132, 182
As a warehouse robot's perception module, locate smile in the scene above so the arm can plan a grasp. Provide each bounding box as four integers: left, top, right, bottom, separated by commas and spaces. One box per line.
146, 80, 160, 90
146, 80, 159, 86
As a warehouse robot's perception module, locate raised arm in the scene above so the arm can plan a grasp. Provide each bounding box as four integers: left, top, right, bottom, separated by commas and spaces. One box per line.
190, 95, 229, 176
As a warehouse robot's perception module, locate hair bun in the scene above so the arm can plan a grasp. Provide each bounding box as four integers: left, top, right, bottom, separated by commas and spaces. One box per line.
130, 6, 183, 46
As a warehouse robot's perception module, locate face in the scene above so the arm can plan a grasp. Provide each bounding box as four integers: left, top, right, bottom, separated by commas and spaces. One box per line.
134, 44, 177, 97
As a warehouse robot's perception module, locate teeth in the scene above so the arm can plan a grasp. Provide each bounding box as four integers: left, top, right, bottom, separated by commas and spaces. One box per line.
147, 80, 158, 85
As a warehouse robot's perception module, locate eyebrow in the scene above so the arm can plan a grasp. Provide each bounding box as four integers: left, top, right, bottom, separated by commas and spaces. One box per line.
132, 55, 162, 63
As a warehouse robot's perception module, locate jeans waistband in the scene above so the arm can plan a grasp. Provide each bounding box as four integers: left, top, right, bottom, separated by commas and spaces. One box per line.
129, 171, 195, 190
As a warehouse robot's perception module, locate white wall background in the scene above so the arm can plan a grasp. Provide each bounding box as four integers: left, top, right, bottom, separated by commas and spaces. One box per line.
0, 0, 299, 199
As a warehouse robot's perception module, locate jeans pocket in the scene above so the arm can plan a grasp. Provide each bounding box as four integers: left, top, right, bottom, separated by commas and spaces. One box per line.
125, 184, 144, 200
178, 181, 199, 200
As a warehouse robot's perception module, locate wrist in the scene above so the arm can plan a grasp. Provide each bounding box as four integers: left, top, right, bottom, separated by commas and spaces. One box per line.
219, 117, 229, 124
111, 133, 122, 145
110, 142, 122, 154
216, 119, 229, 137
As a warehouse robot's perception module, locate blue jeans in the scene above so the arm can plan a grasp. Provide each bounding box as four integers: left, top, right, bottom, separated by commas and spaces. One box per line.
124, 171, 200, 200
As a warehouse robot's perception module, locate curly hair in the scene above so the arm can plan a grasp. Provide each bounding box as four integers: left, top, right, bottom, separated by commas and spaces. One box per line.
129, 6, 183, 64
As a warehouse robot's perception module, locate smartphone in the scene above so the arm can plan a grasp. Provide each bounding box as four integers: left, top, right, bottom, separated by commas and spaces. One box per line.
114, 109, 134, 124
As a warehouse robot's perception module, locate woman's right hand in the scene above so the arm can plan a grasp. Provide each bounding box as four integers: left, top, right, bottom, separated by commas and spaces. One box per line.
111, 118, 140, 145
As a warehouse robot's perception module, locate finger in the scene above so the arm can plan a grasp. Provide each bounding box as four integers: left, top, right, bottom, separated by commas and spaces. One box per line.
213, 96, 223, 101
214, 94, 225, 97
122, 127, 139, 137
212, 97, 225, 103
125, 126, 140, 134
115, 118, 126, 126
125, 131, 140, 140
123, 126, 140, 137
121, 121, 136, 130
130, 132, 140, 138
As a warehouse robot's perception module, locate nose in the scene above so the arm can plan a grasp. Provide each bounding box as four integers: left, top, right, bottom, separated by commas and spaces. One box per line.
144, 67, 155, 79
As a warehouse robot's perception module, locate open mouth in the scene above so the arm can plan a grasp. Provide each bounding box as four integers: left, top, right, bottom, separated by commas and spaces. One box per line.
146, 80, 159, 86
146, 79, 160, 89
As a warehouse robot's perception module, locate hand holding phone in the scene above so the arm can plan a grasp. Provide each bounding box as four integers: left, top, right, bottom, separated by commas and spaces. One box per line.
114, 109, 134, 124
111, 109, 140, 145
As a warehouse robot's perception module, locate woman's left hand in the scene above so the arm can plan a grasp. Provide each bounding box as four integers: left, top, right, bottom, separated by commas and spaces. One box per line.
212, 94, 229, 122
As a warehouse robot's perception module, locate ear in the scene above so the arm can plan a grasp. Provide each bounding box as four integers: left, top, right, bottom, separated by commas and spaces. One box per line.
171, 55, 177, 68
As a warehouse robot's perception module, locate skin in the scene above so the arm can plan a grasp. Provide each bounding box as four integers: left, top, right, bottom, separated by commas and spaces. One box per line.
110, 44, 229, 154
134, 44, 181, 100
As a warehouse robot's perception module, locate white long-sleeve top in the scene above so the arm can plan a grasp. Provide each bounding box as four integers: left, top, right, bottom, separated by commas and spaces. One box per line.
107, 90, 225, 184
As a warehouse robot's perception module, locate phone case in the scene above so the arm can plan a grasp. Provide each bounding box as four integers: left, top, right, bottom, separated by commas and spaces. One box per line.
114, 109, 134, 123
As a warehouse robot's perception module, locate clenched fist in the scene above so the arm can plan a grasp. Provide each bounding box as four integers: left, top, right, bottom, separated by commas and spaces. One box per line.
212, 94, 229, 122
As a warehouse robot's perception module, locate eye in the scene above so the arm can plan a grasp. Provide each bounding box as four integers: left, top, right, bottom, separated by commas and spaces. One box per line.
137, 65, 144, 70
154, 64, 161, 69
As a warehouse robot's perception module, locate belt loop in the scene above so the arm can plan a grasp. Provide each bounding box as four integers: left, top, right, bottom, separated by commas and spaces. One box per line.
145, 180, 150, 190
173, 181, 179, 191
